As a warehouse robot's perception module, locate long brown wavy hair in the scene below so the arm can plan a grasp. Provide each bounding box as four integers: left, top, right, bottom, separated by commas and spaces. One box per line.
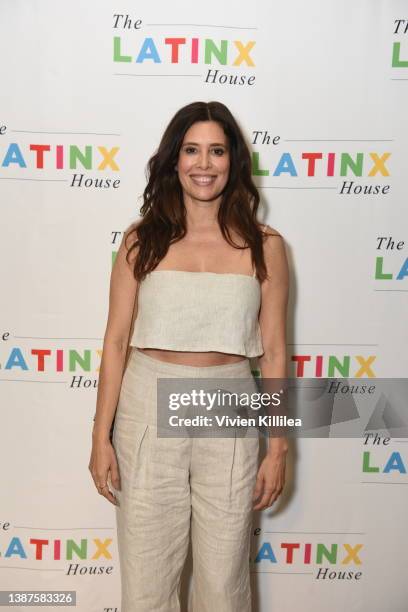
125, 100, 278, 283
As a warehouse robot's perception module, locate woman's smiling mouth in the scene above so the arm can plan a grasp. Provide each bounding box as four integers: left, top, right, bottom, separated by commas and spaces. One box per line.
190, 175, 217, 185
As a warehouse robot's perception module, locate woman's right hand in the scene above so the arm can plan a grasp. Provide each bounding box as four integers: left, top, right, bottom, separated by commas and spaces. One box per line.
88, 438, 121, 506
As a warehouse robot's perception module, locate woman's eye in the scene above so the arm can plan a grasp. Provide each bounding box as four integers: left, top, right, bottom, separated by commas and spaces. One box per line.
183, 147, 225, 155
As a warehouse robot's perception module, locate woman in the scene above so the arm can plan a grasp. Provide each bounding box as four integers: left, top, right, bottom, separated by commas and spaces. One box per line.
89, 100, 289, 612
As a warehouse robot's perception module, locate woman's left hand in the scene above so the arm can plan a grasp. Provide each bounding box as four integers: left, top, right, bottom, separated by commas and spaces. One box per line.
252, 447, 287, 511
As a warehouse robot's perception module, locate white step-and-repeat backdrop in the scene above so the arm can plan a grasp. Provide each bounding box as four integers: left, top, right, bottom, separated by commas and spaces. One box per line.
1, 1, 407, 610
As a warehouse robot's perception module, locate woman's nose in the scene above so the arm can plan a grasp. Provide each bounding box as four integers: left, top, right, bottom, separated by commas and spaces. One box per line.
197, 152, 211, 169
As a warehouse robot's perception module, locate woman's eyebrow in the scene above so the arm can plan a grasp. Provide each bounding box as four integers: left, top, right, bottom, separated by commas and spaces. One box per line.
183, 141, 227, 146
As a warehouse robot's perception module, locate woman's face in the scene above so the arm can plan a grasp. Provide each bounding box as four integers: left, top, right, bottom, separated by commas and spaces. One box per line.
175, 120, 230, 204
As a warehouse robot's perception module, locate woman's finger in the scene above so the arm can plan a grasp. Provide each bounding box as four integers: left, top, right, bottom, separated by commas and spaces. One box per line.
109, 461, 121, 491
253, 486, 275, 510
252, 472, 264, 501
98, 484, 119, 506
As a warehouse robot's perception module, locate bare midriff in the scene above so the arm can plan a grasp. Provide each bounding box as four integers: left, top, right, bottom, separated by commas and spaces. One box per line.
135, 347, 247, 367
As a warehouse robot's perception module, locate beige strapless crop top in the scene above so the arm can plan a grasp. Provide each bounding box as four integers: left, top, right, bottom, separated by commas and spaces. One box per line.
129, 268, 264, 358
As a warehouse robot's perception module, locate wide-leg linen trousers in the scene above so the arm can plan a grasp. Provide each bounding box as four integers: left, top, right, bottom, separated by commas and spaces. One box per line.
112, 348, 260, 612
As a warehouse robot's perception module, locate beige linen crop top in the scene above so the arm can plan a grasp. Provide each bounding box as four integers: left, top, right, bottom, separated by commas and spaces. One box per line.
129, 263, 264, 358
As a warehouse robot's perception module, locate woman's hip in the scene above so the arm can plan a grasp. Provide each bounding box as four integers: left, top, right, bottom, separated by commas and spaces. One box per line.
116, 348, 259, 430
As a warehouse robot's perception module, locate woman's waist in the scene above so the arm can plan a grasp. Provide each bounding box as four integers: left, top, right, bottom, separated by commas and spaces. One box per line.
119, 347, 259, 385
134, 347, 248, 368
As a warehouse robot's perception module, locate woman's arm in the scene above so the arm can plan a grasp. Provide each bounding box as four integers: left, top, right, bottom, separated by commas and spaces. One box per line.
92, 225, 139, 443
252, 225, 290, 511
257, 225, 290, 455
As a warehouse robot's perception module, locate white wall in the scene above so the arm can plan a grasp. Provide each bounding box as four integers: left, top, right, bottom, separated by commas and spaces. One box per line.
1, 1, 407, 610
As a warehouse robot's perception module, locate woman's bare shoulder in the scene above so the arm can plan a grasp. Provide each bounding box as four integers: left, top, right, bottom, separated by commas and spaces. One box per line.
259, 225, 289, 280
124, 218, 142, 239
123, 218, 142, 263
260, 223, 285, 244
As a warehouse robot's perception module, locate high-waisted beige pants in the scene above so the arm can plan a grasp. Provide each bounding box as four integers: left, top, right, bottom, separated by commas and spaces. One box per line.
112, 348, 259, 612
